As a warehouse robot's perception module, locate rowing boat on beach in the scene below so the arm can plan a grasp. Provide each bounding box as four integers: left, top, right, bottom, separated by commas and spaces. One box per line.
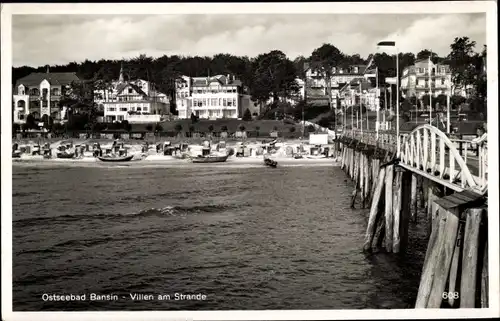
191, 155, 229, 163
97, 155, 135, 162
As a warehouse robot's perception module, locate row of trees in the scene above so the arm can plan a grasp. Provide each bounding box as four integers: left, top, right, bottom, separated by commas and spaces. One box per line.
13, 36, 486, 127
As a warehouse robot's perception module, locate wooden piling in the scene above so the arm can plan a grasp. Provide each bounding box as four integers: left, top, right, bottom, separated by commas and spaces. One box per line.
416, 203, 460, 308
481, 240, 488, 308
411, 173, 418, 223
359, 153, 366, 207
460, 208, 484, 308
399, 170, 412, 253
363, 154, 371, 208
363, 166, 386, 252
447, 219, 464, 307
392, 170, 403, 253
384, 164, 394, 252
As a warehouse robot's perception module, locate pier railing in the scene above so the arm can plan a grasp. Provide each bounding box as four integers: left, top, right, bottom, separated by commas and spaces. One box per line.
341, 126, 487, 194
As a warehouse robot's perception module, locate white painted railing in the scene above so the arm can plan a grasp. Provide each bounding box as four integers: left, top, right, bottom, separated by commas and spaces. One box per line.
341, 125, 487, 194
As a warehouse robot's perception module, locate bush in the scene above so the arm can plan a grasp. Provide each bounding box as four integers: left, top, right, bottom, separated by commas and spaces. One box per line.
289, 127, 296, 133
208, 125, 214, 132
221, 125, 228, 132
189, 125, 195, 132
242, 108, 252, 121
146, 124, 153, 132
155, 123, 163, 132
238, 124, 246, 131
174, 124, 183, 132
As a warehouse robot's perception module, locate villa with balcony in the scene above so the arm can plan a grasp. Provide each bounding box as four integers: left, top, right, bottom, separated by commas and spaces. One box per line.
303, 63, 368, 108
95, 66, 170, 123
13, 71, 81, 124
175, 74, 255, 119
400, 59, 467, 100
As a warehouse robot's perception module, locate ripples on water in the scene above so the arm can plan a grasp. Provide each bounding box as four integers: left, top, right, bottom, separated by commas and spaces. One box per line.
12, 164, 427, 311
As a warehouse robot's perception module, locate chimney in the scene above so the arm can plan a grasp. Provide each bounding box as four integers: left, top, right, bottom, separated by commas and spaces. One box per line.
46, 65, 50, 73
226, 74, 230, 84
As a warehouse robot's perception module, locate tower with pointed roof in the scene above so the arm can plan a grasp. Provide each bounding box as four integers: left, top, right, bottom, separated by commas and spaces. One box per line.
118, 62, 124, 83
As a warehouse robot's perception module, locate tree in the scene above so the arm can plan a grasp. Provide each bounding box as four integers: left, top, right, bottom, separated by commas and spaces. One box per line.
189, 125, 195, 134
121, 120, 132, 132
447, 37, 480, 92
26, 114, 36, 129
416, 49, 441, 63
451, 95, 466, 109
255, 125, 260, 137
421, 94, 431, 108
436, 94, 448, 109
310, 44, 344, 109
190, 112, 199, 123
289, 126, 296, 133
242, 108, 252, 121
174, 123, 183, 133
155, 123, 163, 134
208, 124, 214, 133
251, 50, 299, 110
221, 125, 228, 132
238, 124, 246, 132
146, 124, 153, 132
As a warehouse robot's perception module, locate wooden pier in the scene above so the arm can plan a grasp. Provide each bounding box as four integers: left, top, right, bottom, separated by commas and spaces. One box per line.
337, 125, 488, 308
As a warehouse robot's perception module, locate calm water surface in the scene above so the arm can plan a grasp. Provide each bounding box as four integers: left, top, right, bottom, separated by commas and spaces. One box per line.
13, 163, 427, 310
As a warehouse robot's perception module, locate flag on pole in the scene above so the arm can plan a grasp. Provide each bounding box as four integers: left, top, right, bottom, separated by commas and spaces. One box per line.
364, 54, 377, 79
377, 41, 397, 53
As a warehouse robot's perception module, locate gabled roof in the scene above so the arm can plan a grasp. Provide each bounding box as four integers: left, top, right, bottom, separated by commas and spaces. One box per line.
15, 72, 81, 87
191, 75, 242, 87
116, 82, 148, 96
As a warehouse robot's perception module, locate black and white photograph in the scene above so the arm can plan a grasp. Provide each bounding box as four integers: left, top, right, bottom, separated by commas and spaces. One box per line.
1, 2, 498, 320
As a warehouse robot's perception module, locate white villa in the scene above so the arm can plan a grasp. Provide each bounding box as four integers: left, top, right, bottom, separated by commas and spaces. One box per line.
13, 71, 81, 124
175, 74, 259, 119
94, 66, 170, 123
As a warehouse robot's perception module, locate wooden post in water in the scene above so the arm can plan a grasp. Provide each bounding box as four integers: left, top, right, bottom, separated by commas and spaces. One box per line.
416, 203, 460, 308
363, 166, 387, 252
460, 208, 484, 308
359, 153, 365, 207
350, 148, 354, 178
384, 164, 394, 252
411, 173, 418, 223
363, 153, 371, 208
447, 218, 464, 307
392, 170, 403, 253
481, 240, 489, 308
399, 170, 412, 253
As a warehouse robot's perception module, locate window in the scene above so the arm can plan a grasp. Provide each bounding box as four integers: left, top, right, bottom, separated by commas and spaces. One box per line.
120, 107, 127, 112
51, 88, 60, 96
128, 88, 133, 94
18, 86, 25, 95
223, 98, 227, 106
118, 115, 124, 121
108, 107, 116, 112
137, 107, 142, 111
441, 78, 445, 85
42, 100, 48, 107
143, 107, 148, 112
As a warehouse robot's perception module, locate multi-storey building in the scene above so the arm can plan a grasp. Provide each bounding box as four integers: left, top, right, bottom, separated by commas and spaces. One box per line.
95, 66, 170, 123
303, 63, 368, 108
13, 71, 81, 124
339, 78, 379, 111
400, 59, 463, 99
175, 74, 257, 119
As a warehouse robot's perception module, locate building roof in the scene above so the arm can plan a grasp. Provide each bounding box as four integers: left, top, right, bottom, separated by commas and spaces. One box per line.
116, 82, 148, 96
15, 72, 81, 87
191, 75, 242, 87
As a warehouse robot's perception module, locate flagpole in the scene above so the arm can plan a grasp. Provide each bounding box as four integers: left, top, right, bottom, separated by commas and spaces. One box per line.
376, 67, 379, 138
359, 81, 363, 133
429, 51, 432, 126
447, 83, 451, 134
396, 47, 400, 156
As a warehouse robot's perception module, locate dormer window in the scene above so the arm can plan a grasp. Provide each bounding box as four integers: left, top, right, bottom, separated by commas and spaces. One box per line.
354, 67, 359, 73
18, 85, 25, 95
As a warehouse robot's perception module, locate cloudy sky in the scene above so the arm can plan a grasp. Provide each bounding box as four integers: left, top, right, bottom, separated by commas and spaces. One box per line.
12, 13, 486, 67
